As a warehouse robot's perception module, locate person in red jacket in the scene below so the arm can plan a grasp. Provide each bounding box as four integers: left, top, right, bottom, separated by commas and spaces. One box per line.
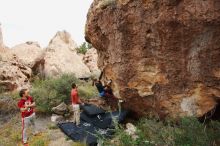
71, 83, 83, 125
17, 89, 38, 146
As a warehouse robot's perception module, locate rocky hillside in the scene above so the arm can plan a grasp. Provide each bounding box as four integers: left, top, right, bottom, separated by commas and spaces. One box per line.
0, 25, 32, 91
85, 0, 220, 118
0, 23, 6, 52
0, 25, 99, 91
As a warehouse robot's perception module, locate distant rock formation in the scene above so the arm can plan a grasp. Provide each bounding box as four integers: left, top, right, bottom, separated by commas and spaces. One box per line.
85, 0, 220, 118
44, 31, 91, 78
0, 54, 31, 91
10, 41, 45, 75
0, 24, 32, 91
0, 24, 5, 52
0, 26, 95, 91
83, 48, 101, 77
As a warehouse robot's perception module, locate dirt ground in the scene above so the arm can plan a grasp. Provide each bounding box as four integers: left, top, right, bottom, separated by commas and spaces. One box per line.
0, 113, 84, 146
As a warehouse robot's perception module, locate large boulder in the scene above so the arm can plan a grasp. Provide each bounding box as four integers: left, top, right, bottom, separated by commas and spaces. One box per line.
44, 31, 91, 78
85, 0, 220, 118
0, 54, 32, 91
10, 41, 45, 75
0, 24, 31, 91
0, 24, 3, 51
0, 24, 6, 52
83, 48, 101, 77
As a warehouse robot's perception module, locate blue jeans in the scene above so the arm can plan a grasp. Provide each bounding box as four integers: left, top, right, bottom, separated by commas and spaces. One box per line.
99, 91, 105, 97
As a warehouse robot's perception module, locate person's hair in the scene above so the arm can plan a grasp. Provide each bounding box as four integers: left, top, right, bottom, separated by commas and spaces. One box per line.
19, 89, 28, 97
72, 83, 76, 89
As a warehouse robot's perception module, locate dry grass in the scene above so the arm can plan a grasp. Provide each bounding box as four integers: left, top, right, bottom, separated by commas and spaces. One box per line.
0, 113, 86, 146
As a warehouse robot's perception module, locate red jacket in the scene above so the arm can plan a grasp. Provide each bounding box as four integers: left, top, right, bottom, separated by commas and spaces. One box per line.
71, 89, 80, 104
17, 96, 34, 118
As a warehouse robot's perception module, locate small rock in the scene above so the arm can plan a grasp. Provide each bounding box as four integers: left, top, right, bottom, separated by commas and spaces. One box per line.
67, 105, 74, 114
51, 114, 64, 122
51, 102, 68, 115
125, 123, 138, 140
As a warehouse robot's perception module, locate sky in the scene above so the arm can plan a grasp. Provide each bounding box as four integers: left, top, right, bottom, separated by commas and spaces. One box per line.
0, 0, 93, 48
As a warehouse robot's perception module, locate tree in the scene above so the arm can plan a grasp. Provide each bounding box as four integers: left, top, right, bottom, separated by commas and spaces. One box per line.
76, 42, 92, 54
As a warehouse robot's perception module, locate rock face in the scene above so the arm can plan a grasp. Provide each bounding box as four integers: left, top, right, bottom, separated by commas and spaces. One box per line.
0, 55, 32, 91
44, 31, 91, 78
85, 0, 220, 118
0, 24, 3, 50
0, 25, 32, 91
10, 41, 45, 75
83, 48, 101, 77
0, 24, 6, 52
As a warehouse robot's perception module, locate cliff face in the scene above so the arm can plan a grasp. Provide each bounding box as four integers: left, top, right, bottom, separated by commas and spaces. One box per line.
83, 48, 101, 77
0, 55, 32, 91
85, 0, 220, 118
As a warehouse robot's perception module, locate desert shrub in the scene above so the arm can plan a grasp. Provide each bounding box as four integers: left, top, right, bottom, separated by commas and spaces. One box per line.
174, 117, 210, 146
76, 42, 92, 54
0, 114, 22, 146
100, 117, 220, 146
30, 74, 97, 113
78, 81, 98, 99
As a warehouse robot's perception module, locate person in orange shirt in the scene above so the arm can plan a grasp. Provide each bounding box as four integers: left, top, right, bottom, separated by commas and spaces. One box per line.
71, 83, 83, 125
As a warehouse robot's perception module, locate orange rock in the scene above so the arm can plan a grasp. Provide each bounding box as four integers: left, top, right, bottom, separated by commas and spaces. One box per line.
85, 0, 220, 118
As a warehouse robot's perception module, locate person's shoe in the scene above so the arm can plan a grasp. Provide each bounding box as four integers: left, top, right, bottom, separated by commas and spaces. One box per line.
119, 100, 124, 103
23, 142, 29, 146
106, 79, 112, 85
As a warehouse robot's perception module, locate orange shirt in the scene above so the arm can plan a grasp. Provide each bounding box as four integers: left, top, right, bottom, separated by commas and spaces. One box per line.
71, 89, 80, 104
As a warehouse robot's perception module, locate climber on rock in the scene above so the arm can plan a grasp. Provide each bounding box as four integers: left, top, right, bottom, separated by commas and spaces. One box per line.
93, 78, 119, 100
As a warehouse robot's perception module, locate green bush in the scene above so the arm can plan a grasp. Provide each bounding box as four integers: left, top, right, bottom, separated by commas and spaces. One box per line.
76, 42, 92, 54
30, 74, 98, 113
174, 117, 210, 146
78, 82, 98, 99
100, 117, 220, 146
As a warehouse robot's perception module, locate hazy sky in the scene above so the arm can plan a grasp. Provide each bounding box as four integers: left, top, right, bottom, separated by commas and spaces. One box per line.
0, 0, 93, 48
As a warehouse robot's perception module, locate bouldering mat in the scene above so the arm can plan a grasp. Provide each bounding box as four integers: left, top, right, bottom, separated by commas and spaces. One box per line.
58, 104, 129, 146
58, 121, 114, 146
80, 110, 129, 129
81, 104, 106, 116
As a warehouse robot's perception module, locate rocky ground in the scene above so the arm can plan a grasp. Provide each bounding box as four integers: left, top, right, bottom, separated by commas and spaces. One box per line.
0, 112, 85, 146
0, 97, 107, 146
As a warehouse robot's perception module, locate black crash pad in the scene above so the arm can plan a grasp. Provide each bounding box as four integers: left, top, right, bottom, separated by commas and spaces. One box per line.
58, 121, 114, 146
58, 104, 129, 146
80, 112, 112, 129
80, 110, 129, 129
81, 104, 106, 116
